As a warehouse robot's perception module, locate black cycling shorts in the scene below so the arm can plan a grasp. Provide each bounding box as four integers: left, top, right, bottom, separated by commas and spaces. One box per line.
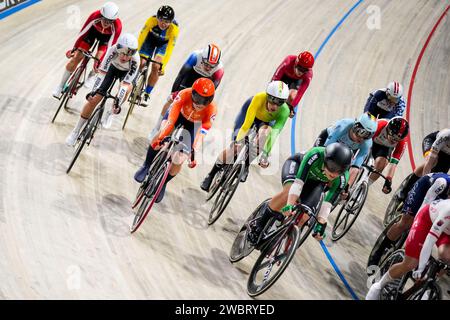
280, 75, 301, 90
371, 142, 392, 160
96, 65, 127, 97
281, 153, 304, 184
314, 128, 329, 147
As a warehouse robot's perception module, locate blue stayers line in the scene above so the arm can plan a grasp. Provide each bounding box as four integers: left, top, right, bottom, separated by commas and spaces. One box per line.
289, 0, 365, 300
0, 0, 41, 20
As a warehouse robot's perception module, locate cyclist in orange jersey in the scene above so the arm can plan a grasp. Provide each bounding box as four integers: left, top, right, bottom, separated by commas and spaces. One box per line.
133, 78, 217, 203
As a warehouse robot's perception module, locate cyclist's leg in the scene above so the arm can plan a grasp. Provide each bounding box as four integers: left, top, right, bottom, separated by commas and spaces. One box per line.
201, 98, 253, 191
367, 206, 431, 299
297, 180, 325, 227
368, 143, 390, 184
144, 44, 166, 95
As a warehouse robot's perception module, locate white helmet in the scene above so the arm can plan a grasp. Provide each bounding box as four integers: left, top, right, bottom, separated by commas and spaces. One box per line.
117, 33, 138, 56
100, 2, 119, 20
201, 44, 222, 67
386, 81, 403, 100
266, 81, 289, 105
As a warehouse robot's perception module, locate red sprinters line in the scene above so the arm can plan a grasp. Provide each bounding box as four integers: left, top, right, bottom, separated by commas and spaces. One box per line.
406, 5, 450, 171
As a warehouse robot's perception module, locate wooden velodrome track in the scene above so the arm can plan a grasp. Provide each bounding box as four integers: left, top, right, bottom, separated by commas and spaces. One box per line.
0, 0, 448, 299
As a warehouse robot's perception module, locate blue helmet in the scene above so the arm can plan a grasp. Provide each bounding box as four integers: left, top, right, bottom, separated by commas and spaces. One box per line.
352, 113, 377, 139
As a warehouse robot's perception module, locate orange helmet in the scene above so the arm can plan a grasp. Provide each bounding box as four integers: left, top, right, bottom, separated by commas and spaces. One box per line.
192, 78, 215, 106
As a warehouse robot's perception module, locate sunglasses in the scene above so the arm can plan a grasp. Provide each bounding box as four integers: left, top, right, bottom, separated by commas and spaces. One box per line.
117, 48, 136, 57
352, 126, 373, 139
102, 18, 114, 25
158, 18, 172, 24
267, 95, 286, 106
295, 65, 309, 73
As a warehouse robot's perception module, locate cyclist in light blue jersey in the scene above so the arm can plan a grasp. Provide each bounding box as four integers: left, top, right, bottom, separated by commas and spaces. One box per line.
314, 112, 377, 188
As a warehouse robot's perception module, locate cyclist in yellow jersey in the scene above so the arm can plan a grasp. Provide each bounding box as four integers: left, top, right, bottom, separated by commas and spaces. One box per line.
137, 5, 179, 106
201, 81, 290, 191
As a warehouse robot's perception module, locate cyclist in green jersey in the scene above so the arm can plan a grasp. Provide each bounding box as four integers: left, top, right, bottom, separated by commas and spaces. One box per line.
247, 143, 352, 244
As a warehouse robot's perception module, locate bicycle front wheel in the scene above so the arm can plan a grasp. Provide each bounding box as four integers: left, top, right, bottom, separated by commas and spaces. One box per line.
122, 74, 145, 130
66, 106, 101, 174
208, 164, 242, 225
51, 67, 82, 123
229, 199, 270, 263
130, 161, 172, 233
247, 225, 300, 297
331, 181, 368, 241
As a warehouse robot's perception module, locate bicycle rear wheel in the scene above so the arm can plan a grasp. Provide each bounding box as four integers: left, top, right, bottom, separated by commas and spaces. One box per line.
205, 167, 227, 202
208, 164, 242, 225
247, 225, 300, 297
130, 161, 171, 233
229, 199, 269, 263
66, 106, 101, 174
331, 181, 368, 241
51, 67, 82, 123
122, 73, 145, 130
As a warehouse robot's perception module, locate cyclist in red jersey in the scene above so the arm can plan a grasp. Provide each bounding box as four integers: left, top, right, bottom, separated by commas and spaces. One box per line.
368, 117, 409, 193
272, 51, 314, 118
52, 2, 122, 98
366, 199, 450, 300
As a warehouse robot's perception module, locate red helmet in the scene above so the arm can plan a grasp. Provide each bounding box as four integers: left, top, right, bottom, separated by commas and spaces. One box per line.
296, 51, 314, 69
192, 78, 215, 106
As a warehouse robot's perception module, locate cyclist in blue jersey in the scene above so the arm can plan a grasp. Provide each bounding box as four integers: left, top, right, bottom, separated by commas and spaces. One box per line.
314, 112, 377, 189
363, 81, 406, 119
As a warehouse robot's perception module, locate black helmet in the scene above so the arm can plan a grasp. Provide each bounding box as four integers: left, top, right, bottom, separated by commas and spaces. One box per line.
157, 5, 175, 21
324, 143, 352, 174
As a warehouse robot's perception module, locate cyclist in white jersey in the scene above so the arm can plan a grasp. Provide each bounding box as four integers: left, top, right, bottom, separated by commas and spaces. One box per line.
66, 33, 140, 146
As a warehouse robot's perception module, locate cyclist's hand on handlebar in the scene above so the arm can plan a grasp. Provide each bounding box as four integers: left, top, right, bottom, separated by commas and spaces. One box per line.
382, 177, 392, 194
412, 267, 427, 281
287, 102, 296, 118
281, 204, 295, 217
66, 49, 75, 59
312, 221, 327, 241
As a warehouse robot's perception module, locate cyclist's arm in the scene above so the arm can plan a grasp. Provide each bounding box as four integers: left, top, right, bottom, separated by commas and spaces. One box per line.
171, 54, 196, 92
422, 178, 448, 206
271, 56, 289, 81
262, 105, 289, 156
423, 149, 439, 175
137, 17, 153, 50
363, 91, 383, 113
155, 94, 183, 141
291, 74, 311, 108
353, 140, 371, 168
236, 97, 259, 141
118, 56, 140, 106
424, 130, 449, 175
212, 68, 224, 89
320, 172, 349, 222
384, 138, 407, 179
160, 24, 179, 73
193, 105, 217, 151
73, 11, 100, 50
324, 119, 352, 145
417, 211, 450, 274
287, 148, 320, 205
